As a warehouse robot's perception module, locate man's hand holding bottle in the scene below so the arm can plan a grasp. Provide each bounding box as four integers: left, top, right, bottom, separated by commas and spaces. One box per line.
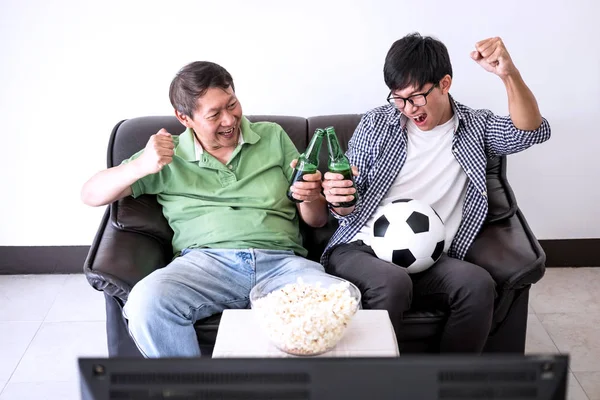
322, 166, 359, 213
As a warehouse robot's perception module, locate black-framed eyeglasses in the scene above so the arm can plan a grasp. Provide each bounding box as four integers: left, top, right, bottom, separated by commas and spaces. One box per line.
386, 84, 438, 109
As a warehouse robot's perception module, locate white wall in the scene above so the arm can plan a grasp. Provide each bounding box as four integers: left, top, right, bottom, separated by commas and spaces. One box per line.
0, 0, 597, 245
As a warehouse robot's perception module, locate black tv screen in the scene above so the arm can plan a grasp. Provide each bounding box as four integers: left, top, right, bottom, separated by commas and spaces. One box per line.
79, 354, 568, 400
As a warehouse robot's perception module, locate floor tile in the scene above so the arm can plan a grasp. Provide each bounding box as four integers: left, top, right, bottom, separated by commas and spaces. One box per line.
525, 313, 560, 354
0, 322, 41, 381
575, 372, 600, 400
0, 270, 598, 399
538, 313, 600, 372
9, 321, 107, 383
0, 381, 78, 400
568, 371, 591, 400
0, 275, 66, 321
45, 274, 106, 322
530, 268, 600, 314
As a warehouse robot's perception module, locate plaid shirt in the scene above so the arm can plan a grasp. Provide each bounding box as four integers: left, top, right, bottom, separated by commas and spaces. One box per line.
321, 97, 551, 267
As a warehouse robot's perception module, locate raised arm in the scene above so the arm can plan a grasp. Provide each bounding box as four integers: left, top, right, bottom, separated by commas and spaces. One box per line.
471, 37, 543, 131
81, 129, 174, 207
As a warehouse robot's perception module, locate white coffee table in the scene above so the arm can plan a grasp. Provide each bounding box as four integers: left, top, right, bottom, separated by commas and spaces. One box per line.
212, 309, 399, 358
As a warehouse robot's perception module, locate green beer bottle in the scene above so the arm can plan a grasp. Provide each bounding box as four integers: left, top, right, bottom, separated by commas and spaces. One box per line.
286, 128, 325, 203
325, 126, 358, 207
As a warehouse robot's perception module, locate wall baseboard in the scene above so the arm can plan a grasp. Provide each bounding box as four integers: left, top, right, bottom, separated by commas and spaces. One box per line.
0, 246, 90, 274
539, 239, 600, 267
0, 240, 598, 274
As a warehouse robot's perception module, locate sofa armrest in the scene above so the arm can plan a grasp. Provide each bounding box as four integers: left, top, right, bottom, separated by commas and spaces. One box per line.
84, 207, 170, 302
110, 195, 174, 246
486, 170, 517, 223
464, 208, 546, 292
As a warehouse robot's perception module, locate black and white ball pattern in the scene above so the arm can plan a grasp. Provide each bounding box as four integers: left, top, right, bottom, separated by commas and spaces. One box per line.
371, 199, 445, 274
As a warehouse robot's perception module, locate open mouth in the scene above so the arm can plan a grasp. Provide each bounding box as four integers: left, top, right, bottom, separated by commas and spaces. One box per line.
218, 127, 235, 138
412, 113, 427, 126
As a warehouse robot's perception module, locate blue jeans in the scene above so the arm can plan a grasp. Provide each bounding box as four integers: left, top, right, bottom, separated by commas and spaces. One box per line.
123, 248, 327, 357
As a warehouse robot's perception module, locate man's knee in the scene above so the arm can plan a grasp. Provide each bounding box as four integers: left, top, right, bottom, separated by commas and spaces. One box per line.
271, 255, 326, 281
328, 243, 412, 309
289, 257, 325, 274
382, 267, 413, 296
125, 275, 171, 325
366, 266, 413, 308
452, 263, 496, 308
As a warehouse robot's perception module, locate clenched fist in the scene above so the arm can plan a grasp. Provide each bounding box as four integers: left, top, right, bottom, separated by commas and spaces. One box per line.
470, 37, 517, 79
137, 128, 175, 175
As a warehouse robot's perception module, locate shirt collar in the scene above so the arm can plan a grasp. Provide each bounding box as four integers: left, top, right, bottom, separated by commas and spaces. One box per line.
194, 127, 245, 158
175, 116, 260, 162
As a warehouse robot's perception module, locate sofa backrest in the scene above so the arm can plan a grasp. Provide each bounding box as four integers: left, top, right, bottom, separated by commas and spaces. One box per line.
108, 114, 516, 261
109, 115, 309, 167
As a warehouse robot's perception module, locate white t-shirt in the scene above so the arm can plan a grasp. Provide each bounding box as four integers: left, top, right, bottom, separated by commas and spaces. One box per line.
352, 114, 468, 251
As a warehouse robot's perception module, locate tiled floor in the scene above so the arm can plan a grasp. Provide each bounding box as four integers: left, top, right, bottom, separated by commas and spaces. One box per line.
526, 268, 600, 400
0, 275, 106, 400
0, 269, 598, 399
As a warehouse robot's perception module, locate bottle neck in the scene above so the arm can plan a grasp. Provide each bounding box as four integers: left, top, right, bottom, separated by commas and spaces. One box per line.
327, 132, 345, 160
303, 133, 324, 165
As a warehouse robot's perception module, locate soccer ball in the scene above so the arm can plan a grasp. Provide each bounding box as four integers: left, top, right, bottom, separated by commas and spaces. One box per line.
371, 199, 445, 274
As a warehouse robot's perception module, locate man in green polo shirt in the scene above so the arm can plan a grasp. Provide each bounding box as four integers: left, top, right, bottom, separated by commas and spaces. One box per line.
81, 61, 330, 357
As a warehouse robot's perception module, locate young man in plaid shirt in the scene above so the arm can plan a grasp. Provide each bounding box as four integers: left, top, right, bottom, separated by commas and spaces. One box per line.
321, 33, 551, 353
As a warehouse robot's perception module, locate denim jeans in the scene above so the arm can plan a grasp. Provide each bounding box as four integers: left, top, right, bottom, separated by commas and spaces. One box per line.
122, 248, 327, 357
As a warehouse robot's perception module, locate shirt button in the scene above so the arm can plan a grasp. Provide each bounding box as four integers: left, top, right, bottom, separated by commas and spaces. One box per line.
453, 148, 459, 154
228, 165, 233, 170
466, 169, 471, 174
341, 221, 347, 227
481, 191, 487, 197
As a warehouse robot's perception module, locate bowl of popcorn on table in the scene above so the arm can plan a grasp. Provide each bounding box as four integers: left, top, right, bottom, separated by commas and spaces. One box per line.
249, 273, 361, 356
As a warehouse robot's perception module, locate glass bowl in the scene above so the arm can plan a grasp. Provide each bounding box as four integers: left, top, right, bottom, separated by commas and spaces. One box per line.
249, 273, 361, 356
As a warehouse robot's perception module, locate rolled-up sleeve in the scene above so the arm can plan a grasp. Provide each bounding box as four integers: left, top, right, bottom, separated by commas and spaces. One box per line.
484, 112, 551, 158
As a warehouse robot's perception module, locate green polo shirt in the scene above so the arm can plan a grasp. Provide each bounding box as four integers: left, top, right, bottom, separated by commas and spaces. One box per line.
123, 116, 305, 257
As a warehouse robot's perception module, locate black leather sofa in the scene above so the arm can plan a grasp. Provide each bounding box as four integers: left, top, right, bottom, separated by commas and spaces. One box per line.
84, 114, 545, 357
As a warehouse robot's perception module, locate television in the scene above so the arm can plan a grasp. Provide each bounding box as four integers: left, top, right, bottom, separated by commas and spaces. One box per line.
79, 354, 568, 400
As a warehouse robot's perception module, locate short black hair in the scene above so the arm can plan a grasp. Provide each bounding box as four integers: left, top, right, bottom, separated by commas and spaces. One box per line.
383, 33, 452, 91
169, 61, 235, 118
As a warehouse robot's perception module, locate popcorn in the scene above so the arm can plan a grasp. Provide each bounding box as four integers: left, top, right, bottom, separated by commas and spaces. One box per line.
253, 277, 359, 355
